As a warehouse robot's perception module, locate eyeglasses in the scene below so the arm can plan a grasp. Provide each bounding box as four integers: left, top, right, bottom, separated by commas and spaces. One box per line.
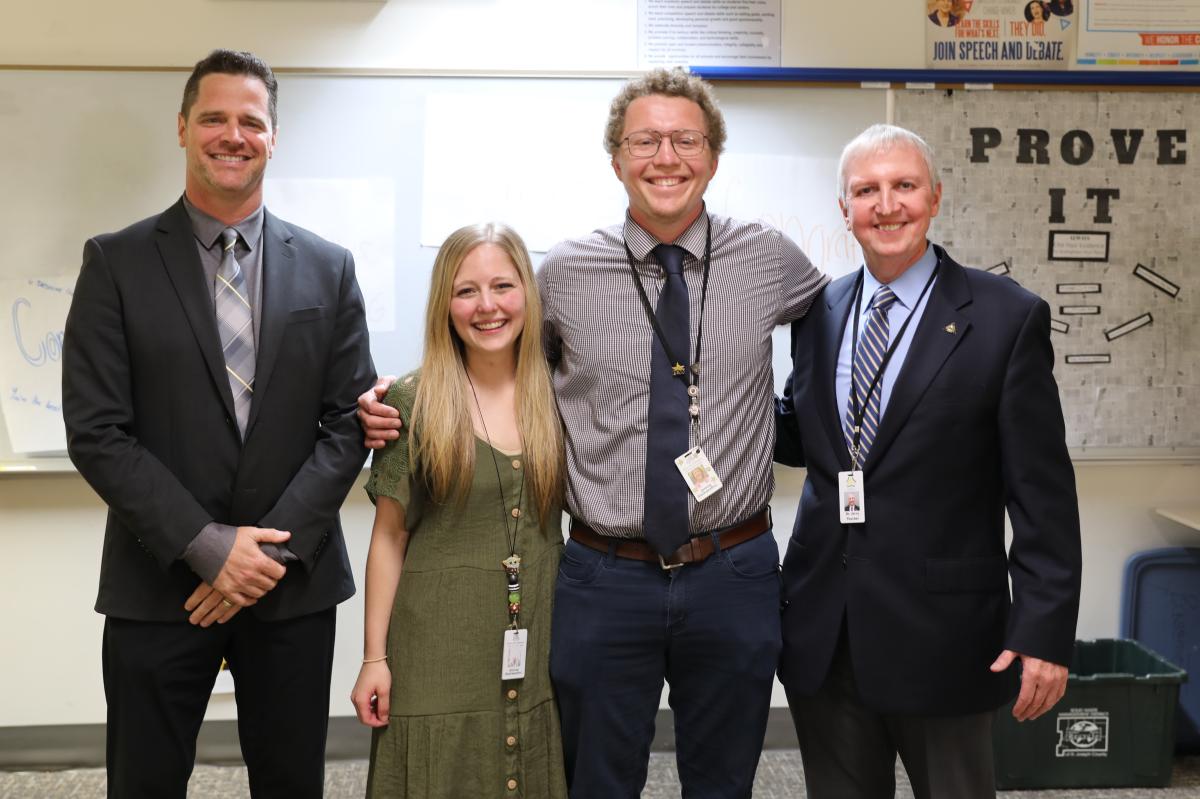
621, 129, 709, 159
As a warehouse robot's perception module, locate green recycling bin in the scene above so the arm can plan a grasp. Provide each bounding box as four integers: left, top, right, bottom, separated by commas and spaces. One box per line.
992, 638, 1187, 789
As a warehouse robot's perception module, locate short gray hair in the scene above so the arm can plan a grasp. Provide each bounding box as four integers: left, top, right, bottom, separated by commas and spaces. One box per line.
603, 68, 727, 157
837, 124, 938, 206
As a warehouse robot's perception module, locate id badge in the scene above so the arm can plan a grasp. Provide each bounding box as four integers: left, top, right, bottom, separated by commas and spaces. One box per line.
675, 446, 723, 501
501, 628, 528, 680
838, 470, 865, 524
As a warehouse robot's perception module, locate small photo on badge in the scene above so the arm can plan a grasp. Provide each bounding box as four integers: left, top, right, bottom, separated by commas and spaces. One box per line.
676, 446, 723, 501
838, 469, 865, 524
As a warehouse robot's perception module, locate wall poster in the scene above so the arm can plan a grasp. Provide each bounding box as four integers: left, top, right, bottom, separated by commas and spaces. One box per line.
896, 90, 1197, 452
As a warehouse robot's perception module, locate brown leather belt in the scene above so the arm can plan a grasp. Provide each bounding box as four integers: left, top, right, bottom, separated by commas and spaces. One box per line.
569, 508, 772, 569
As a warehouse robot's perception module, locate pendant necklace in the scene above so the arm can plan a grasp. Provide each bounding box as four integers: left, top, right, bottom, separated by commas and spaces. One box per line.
466, 371, 526, 629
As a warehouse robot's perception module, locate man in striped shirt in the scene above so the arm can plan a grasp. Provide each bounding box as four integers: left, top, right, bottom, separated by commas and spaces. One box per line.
362, 69, 827, 797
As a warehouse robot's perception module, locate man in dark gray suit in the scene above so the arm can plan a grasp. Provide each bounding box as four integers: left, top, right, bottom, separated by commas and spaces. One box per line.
63, 49, 374, 798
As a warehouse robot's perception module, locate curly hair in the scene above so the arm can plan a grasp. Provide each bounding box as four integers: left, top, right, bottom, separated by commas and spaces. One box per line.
603, 68, 727, 157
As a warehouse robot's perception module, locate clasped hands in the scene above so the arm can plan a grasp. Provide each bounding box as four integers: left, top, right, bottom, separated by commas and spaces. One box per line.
184, 525, 291, 627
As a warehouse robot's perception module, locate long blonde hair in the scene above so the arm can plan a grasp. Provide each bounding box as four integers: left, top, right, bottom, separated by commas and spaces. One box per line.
410, 223, 563, 523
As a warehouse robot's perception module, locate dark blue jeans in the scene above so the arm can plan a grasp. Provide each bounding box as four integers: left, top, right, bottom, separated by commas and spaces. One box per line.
550, 530, 782, 799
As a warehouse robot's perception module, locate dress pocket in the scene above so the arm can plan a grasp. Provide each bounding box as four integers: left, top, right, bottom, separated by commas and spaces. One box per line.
286, 305, 328, 324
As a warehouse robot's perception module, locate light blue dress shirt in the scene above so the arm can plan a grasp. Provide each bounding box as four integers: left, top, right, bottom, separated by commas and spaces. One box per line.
835, 243, 939, 445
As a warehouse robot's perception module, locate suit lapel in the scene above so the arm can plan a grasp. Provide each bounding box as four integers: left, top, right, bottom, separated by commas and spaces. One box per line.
155, 201, 237, 424
247, 210, 296, 436
815, 272, 859, 470
865, 250, 972, 472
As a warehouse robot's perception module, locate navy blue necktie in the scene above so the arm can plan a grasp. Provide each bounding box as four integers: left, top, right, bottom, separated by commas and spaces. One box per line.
643, 244, 691, 557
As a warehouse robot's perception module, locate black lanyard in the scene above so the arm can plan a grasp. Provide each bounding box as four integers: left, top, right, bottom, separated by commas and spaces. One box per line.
845, 264, 939, 468
466, 372, 525, 629
623, 215, 713, 406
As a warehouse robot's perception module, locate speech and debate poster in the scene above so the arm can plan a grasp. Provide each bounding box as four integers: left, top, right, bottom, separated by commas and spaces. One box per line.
926, 0, 1076, 69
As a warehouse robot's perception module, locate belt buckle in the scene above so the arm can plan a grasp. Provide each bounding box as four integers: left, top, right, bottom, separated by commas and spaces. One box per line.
658, 554, 684, 571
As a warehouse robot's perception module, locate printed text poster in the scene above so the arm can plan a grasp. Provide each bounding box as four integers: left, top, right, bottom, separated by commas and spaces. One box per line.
639, 0, 781, 68
1077, 0, 1200, 67
927, 0, 1076, 68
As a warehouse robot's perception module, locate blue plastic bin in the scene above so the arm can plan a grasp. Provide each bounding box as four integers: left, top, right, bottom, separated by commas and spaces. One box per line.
1121, 547, 1200, 751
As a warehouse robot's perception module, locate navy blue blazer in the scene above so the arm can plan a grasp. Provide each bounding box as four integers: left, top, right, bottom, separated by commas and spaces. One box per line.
775, 245, 1081, 716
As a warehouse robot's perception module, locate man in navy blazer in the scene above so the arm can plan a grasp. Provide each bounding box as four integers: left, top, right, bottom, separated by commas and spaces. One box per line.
63, 50, 374, 797
775, 124, 1081, 798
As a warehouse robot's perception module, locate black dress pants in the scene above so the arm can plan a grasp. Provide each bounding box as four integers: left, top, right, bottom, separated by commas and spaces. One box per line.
103, 607, 336, 799
786, 624, 997, 799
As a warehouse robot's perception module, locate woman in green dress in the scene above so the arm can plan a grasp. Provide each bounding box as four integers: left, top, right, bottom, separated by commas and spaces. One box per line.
350, 223, 566, 798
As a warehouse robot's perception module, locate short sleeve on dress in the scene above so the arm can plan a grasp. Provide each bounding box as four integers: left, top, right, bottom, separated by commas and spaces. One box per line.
363, 373, 419, 512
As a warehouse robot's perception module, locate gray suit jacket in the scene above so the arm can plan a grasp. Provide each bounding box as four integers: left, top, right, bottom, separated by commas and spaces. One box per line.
64, 199, 375, 622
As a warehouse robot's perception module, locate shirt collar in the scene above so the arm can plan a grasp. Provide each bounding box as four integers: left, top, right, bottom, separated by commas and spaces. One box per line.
182, 194, 265, 252
622, 208, 709, 265
862, 242, 937, 310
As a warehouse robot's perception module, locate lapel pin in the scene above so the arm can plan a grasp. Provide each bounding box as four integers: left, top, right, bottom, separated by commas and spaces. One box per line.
943, 323, 957, 334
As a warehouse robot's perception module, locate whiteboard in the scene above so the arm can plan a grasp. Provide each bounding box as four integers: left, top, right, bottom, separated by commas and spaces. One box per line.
0, 69, 885, 467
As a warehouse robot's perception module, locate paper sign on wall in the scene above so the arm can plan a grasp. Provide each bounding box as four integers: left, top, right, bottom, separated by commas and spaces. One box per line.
0, 276, 74, 454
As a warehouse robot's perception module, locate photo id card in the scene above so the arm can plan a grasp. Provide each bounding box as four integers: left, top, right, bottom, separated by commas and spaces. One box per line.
675, 446, 723, 501
838, 470, 865, 524
501, 628, 528, 680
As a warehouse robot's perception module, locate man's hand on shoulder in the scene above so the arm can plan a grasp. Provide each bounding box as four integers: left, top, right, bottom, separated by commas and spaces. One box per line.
358, 375, 401, 449
991, 649, 1069, 722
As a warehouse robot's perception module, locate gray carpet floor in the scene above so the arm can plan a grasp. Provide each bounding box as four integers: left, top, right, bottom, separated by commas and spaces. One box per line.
4, 753, 1200, 798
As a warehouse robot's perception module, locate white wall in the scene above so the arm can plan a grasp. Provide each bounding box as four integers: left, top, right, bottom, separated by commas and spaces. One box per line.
1, 0, 921, 72
0, 0, 1194, 732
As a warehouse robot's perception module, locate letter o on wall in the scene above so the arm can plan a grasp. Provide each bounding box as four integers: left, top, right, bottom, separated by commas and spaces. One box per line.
1061, 130, 1095, 166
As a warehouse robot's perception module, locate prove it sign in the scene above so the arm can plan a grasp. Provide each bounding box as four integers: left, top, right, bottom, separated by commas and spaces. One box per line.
926, 0, 1076, 68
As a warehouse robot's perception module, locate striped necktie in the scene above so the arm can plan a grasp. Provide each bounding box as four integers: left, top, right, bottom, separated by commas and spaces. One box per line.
216, 227, 255, 438
845, 285, 897, 469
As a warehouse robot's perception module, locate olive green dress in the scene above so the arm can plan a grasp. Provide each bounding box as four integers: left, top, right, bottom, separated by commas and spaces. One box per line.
363, 374, 567, 799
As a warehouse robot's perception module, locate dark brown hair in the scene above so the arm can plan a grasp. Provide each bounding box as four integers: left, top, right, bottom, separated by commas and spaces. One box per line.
181, 49, 278, 127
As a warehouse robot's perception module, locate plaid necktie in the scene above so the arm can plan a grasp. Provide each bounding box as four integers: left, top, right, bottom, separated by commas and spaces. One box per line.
642, 244, 691, 558
845, 285, 897, 469
216, 227, 255, 438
